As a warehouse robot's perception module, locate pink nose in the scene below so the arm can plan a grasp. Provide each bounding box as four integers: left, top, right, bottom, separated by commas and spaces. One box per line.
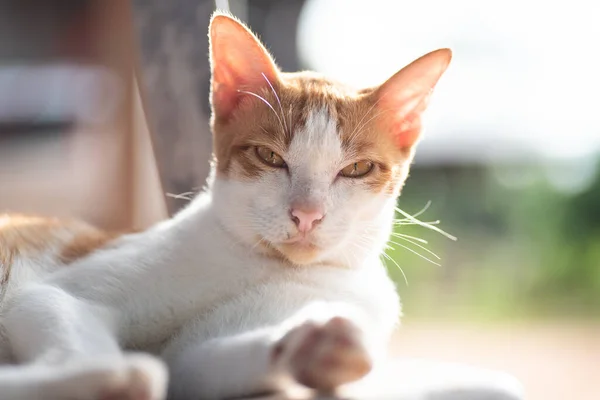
290, 207, 324, 233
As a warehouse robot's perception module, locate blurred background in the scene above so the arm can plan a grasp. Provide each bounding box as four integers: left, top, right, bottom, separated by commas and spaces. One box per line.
0, 0, 598, 399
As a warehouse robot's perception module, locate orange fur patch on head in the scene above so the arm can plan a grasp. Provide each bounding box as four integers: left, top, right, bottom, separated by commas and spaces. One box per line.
213, 72, 355, 178
209, 14, 451, 195
212, 71, 411, 193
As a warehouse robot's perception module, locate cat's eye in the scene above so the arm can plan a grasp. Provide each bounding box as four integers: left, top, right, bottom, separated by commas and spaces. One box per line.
255, 146, 286, 168
339, 160, 374, 178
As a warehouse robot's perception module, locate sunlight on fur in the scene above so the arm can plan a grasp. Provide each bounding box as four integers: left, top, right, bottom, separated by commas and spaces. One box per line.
0, 11, 454, 400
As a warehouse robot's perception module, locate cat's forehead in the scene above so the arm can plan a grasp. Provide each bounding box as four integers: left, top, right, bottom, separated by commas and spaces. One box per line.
280, 72, 368, 121
254, 73, 379, 151
285, 107, 343, 171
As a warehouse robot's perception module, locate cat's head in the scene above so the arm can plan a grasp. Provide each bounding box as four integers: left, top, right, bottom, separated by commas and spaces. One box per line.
208, 13, 451, 266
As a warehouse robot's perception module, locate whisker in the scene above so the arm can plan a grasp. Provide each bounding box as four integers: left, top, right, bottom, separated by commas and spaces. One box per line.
287, 107, 293, 137
353, 236, 376, 249
393, 220, 441, 226
394, 206, 457, 241
262, 73, 288, 134
166, 192, 195, 201
347, 97, 384, 141
408, 200, 432, 219
381, 252, 408, 286
390, 232, 428, 244
388, 241, 441, 266
388, 238, 440, 260
353, 109, 387, 140
237, 89, 286, 133
250, 237, 268, 251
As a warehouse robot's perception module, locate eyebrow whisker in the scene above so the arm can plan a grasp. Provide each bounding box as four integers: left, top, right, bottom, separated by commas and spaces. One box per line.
237, 89, 286, 134
262, 73, 289, 135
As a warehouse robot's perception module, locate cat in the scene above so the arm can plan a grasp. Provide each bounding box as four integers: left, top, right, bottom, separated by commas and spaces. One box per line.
0, 12, 451, 400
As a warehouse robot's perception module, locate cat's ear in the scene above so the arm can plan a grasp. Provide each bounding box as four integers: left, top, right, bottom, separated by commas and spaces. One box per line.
374, 48, 452, 150
209, 13, 280, 120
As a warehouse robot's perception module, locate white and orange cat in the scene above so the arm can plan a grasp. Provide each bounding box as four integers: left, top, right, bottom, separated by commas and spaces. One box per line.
0, 13, 451, 400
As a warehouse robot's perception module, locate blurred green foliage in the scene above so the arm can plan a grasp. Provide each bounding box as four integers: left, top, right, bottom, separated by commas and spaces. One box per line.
385, 159, 600, 321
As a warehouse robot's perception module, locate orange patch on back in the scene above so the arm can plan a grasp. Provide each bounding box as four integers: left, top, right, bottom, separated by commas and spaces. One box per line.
0, 214, 122, 296
59, 229, 121, 264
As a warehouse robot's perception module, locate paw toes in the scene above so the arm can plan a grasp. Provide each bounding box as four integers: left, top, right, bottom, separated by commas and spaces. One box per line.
276, 317, 373, 391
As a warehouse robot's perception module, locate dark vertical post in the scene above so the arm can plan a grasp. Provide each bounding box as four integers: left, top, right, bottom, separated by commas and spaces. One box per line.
131, 0, 215, 215
131, 0, 304, 215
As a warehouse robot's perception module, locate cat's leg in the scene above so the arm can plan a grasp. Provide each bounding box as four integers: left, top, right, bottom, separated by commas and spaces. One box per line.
0, 353, 166, 400
1, 283, 168, 400
163, 302, 384, 400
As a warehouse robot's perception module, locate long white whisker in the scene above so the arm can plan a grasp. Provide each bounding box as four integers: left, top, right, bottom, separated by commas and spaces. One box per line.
395, 206, 457, 241
351, 109, 388, 142
166, 192, 195, 201
381, 252, 408, 286
388, 238, 440, 261
409, 200, 433, 219
287, 107, 293, 137
388, 241, 441, 266
250, 237, 267, 251
393, 220, 441, 226
391, 232, 428, 244
237, 89, 286, 132
262, 73, 288, 134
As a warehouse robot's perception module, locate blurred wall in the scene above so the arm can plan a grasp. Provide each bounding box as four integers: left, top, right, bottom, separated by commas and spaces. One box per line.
0, 0, 166, 230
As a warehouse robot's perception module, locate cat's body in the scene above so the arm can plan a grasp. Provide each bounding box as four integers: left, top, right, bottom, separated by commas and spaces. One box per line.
0, 13, 451, 400
1, 189, 397, 399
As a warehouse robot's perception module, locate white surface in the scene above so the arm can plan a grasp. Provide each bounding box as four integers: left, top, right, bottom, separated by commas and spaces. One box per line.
246, 358, 524, 400
345, 358, 525, 400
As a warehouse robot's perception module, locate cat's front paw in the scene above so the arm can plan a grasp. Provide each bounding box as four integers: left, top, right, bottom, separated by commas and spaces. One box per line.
78, 353, 168, 400
272, 316, 373, 391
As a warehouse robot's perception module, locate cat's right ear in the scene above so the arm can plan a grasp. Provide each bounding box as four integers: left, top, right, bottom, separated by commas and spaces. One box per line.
373, 48, 452, 151
209, 13, 280, 120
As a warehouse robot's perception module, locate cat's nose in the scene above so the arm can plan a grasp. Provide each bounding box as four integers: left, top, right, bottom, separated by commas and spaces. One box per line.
290, 207, 324, 233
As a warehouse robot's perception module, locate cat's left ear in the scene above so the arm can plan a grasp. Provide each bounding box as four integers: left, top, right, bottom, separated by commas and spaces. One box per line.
374, 48, 452, 150
209, 13, 281, 120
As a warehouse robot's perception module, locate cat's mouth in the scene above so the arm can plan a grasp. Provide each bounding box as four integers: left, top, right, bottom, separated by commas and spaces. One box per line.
272, 234, 322, 265
281, 234, 313, 245
253, 233, 323, 265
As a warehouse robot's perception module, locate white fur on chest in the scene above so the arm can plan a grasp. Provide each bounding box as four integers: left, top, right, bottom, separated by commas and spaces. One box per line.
188, 263, 400, 339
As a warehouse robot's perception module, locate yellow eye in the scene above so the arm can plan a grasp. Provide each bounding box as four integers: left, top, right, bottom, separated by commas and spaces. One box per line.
256, 146, 286, 168
340, 160, 374, 178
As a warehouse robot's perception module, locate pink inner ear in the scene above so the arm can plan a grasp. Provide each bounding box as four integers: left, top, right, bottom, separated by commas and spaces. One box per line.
392, 116, 422, 149
375, 48, 452, 149
381, 89, 431, 149
212, 82, 237, 118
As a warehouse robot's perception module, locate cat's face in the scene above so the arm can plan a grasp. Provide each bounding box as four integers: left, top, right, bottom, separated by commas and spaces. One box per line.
208, 14, 451, 266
